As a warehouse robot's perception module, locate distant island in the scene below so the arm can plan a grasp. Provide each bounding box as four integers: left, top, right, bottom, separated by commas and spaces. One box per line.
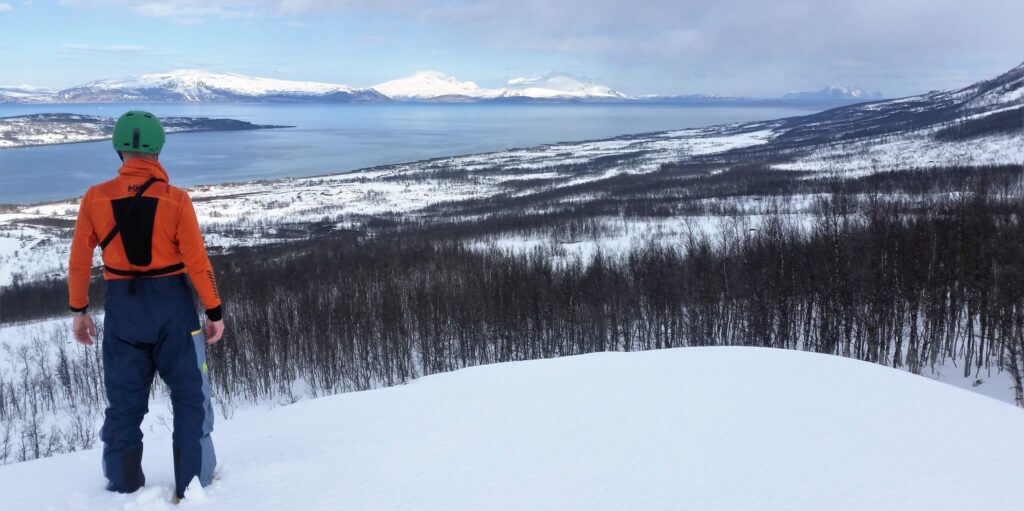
0, 113, 292, 149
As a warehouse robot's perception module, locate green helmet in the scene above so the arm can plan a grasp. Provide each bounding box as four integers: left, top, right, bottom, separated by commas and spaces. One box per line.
112, 110, 165, 155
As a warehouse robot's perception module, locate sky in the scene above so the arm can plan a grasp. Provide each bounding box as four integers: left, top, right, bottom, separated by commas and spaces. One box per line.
1, 0, 1022, 97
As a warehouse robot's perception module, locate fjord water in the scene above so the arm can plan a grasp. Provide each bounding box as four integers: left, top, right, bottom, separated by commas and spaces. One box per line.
0, 103, 818, 204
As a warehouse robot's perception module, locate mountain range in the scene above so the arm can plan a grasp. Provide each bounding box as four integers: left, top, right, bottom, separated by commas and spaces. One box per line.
0, 69, 883, 105
764, 60, 1023, 148
373, 71, 629, 102
45, 71, 388, 104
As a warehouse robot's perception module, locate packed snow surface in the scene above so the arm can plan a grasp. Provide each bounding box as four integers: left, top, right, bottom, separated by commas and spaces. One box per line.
1, 347, 1021, 511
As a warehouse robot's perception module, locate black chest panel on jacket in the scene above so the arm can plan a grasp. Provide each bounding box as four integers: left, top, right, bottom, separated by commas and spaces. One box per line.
110, 196, 159, 266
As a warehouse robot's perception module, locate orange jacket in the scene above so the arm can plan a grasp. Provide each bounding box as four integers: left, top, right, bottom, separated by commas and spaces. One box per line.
68, 158, 222, 319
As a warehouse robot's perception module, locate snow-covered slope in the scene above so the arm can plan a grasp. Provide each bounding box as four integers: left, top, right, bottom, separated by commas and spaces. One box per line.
777, 62, 1022, 143
783, 84, 884, 101
53, 70, 389, 103
766, 61, 1024, 171
0, 347, 1021, 510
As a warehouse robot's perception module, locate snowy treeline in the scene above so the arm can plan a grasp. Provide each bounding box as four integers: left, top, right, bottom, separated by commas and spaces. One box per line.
0, 328, 103, 463
203, 186, 1024, 406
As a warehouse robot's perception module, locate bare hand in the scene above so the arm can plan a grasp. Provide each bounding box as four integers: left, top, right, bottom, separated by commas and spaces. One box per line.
72, 314, 97, 346
205, 319, 225, 345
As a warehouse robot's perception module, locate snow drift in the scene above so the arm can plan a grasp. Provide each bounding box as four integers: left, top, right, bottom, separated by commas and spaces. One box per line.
1, 347, 1021, 511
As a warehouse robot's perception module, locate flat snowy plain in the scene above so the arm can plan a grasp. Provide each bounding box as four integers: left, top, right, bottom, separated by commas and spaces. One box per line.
1, 347, 1021, 511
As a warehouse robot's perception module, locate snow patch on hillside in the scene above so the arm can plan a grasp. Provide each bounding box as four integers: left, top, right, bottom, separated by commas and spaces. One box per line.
775, 130, 1024, 173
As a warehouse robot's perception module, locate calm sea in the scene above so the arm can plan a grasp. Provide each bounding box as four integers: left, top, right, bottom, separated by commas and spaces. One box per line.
0, 103, 819, 204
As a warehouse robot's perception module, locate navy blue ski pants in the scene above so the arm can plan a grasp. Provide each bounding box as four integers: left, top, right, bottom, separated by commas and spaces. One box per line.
101, 274, 216, 498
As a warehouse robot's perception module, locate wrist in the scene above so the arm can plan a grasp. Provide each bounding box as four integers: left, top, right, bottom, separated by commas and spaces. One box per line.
70, 305, 88, 314
205, 305, 223, 322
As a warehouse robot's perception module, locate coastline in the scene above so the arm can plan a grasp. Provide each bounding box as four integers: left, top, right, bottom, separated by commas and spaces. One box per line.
0, 124, 294, 151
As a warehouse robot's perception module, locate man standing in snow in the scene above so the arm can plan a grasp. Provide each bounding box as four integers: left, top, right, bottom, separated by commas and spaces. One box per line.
68, 111, 225, 501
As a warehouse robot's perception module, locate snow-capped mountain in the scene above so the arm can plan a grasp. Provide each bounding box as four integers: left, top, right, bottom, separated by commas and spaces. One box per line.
52, 70, 389, 103
783, 84, 884, 101
635, 93, 766, 105
496, 73, 630, 101
0, 71, 900, 105
23, 69, 627, 104
0, 85, 56, 104
373, 71, 630, 102
372, 71, 499, 101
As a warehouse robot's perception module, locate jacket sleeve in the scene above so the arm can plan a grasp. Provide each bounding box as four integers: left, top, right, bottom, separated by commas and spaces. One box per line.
177, 192, 223, 320
68, 189, 97, 311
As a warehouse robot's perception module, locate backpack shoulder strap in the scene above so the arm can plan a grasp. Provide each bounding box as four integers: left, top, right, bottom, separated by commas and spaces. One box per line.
99, 177, 161, 251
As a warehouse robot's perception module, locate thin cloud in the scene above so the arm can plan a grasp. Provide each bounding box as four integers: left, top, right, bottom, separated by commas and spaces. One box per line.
58, 44, 148, 55
61, 0, 258, 23
133, 1, 256, 21
0, 2, 13, 12
55, 44, 179, 64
